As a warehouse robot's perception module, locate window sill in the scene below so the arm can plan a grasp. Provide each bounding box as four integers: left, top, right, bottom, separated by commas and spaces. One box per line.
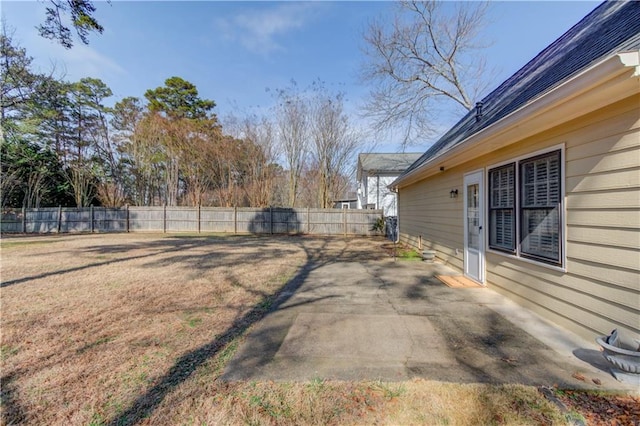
487, 248, 567, 273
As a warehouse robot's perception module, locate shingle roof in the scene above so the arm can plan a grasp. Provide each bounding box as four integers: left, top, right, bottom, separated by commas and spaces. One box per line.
401, 0, 640, 178
358, 153, 422, 174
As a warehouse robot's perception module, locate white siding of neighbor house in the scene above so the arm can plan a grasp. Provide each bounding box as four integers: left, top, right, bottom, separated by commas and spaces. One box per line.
398, 94, 640, 341
357, 176, 367, 210
359, 174, 400, 216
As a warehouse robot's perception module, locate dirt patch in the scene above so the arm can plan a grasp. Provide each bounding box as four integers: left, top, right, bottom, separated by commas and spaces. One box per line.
554, 389, 640, 425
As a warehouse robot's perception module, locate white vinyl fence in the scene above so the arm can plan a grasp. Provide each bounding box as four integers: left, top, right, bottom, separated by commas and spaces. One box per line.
1, 207, 383, 236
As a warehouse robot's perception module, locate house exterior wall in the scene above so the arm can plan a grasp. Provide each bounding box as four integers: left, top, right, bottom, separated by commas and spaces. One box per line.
398, 94, 640, 341
333, 200, 357, 209
357, 175, 368, 210
358, 173, 400, 216
398, 169, 465, 270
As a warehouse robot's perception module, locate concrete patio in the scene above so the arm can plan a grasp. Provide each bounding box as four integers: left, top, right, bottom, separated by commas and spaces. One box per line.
223, 258, 637, 391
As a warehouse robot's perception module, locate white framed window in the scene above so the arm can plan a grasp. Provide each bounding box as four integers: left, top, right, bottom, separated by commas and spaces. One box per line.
488, 148, 563, 267
489, 164, 516, 253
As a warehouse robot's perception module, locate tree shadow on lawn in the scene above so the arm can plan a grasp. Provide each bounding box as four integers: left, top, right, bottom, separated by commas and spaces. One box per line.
0, 234, 283, 288
1, 232, 386, 424
0, 373, 27, 425
105, 236, 368, 426
0, 251, 165, 288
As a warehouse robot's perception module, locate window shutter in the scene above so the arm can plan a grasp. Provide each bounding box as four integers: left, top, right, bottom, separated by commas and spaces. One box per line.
489, 164, 515, 252
520, 150, 561, 263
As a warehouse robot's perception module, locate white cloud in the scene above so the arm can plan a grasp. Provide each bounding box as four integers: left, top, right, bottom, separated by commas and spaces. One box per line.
58, 43, 126, 78
216, 3, 320, 55
24, 30, 126, 82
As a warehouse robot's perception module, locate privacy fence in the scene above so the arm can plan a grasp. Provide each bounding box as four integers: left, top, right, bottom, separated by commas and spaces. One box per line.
0, 207, 383, 237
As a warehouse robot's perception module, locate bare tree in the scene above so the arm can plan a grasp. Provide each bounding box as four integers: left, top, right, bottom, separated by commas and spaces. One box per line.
179, 118, 225, 207
237, 115, 278, 207
111, 96, 143, 204
68, 162, 95, 207
309, 87, 360, 208
134, 113, 181, 206
361, 0, 491, 147
274, 83, 309, 208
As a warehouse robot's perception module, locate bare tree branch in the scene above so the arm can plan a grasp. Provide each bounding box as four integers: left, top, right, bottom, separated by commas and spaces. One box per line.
361, 0, 492, 148
274, 82, 310, 208
309, 84, 361, 208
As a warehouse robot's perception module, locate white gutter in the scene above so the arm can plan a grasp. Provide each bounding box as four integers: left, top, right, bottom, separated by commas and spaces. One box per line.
392, 50, 640, 190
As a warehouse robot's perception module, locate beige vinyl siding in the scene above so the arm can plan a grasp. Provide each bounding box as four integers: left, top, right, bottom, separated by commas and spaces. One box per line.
398, 170, 464, 269
566, 168, 639, 193
487, 257, 638, 338
398, 94, 640, 340
491, 95, 640, 339
568, 226, 638, 249
568, 209, 638, 228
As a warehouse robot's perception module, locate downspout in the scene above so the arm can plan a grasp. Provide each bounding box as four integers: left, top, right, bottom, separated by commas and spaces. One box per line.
392, 186, 400, 243
376, 175, 380, 211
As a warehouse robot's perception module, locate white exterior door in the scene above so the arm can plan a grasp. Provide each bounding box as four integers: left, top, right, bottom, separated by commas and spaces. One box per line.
464, 170, 484, 283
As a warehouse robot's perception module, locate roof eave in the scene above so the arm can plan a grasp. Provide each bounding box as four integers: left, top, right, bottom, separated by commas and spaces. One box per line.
365, 169, 407, 175
391, 51, 640, 190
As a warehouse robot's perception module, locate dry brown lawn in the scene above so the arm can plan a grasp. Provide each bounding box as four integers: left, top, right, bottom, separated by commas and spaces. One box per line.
1, 233, 569, 425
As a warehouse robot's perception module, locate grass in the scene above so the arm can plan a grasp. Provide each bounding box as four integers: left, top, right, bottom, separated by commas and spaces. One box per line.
0, 233, 597, 425
381, 242, 424, 260
398, 248, 423, 260
0, 238, 62, 248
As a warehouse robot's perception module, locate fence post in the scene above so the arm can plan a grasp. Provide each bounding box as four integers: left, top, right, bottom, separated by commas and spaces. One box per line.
57, 206, 62, 233
343, 208, 347, 237
21, 206, 26, 233
90, 205, 94, 233
163, 204, 167, 233
269, 206, 273, 235
307, 207, 310, 234
126, 204, 130, 233
234, 207, 238, 234
197, 204, 201, 234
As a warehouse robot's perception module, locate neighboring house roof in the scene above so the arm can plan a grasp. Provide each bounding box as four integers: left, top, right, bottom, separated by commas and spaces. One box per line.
357, 153, 422, 180
333, 191, 358, 202
394, 0, 640, 187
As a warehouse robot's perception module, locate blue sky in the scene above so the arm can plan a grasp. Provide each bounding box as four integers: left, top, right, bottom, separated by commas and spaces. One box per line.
3, 1, 600, 152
